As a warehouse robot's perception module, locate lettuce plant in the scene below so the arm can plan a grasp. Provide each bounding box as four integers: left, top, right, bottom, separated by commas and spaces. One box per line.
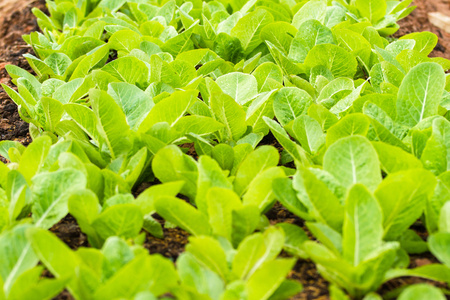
274, 136, 437, 244
151, 145, 286, 246
0, 224, 56, 300
303, 184, 400, 298
27, 228, 178, 300
397, 284, 446, 300
172, 227, 301, 300
334, 0, 416, 35
428, 202, 450, 270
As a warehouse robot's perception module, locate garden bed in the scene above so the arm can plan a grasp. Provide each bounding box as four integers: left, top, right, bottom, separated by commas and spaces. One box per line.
1, 0, 450, 299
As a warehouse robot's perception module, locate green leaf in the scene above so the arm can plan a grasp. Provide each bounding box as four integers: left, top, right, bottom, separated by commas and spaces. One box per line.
317, 78, 354, 108
233, 227, 285, 280
8, 266, 68, 300
23, 54, 56, 78
161, 22, 197, 56
210, 90, 247, 142
326, 113, 370, 147
439, 202, 450, 233
68, 189, 102, 247
292, 0, 326, 29
396, 62, 446, 127
186, 236, 229, 281
421, 118, 450, 175
246, 258, 296, 300
0, 141, 25, 162
234, 146, 279, 196
231, 204, 260, 247
0, 225, 38, 295
64, 103, 102, 144
372, 142, 422, 174
44, 53, 71, 76
429, 233, 450, 267
32, 169, 86, 229
375, 169, 436, 240
400, 32, 438, 56
252, 62, 283, 92
260, 22, 297, 54
245, 90, 276, 135
306, 222, 342, 256
102, 57, 149, 85
230, 8, 274, 55
273, 87, 312, 127
267, 41, 303, 76
70, 44, 110, 80
343, 184, 383, 265
334, 29, 372, 65
17, 136, 52, 183
291, 115, 325, 154
273, 178, 311, 221
369, 61, 404, 90
214, 32, 244, 64
40, 97, 64, 132
355, 0, 387, 23
154, 196, 211, 236
176, 252, 224, 299
243, 167, 285, 212
99, 0, 127, 12
289, 20, 334, 63
206, 188, 241, 241
216, 72, 258, 105
26, 228, 81, 298
308, 103, 339, 131
135, 182, 184, 216
211, 144, 234, 171
330, 81, 367, 115
90, 89, 131, 158
108, 82, 154, 130
139, 90, 197, 133
264, 117, 310, 165
398, 284, 446, 300
275, 223, 309, 258
323, 136, 381, 191
152, 145, 198, 199
399, 230, 428, 254
92, 204, 143, 243
196, 155, 233, 215
268, 279, 303, 300
108, 30, 141, 53
6, 170, 28, 222
299, 19, 334, 49
304, 44, 358, 78
386, 264, 450, 284
295, 167, 344, 231
96, 254, 176, 298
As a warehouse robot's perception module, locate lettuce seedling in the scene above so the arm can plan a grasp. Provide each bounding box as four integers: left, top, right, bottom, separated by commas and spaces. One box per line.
68, 191, 144, 248
172, 227, 300, 300
151, 145, 288, 246
334, 0, 415, 36
429, 202, 450, 270
27, 228, 178, 300
397, 284, 446, 300
304, 184, 400, 298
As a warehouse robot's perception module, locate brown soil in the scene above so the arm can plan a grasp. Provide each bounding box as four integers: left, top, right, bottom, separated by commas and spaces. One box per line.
0, 0, 43, 158
0, 1, 449, 300
50, 215, 88, 250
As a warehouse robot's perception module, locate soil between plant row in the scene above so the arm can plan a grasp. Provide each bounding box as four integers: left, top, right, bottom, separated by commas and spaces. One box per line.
0, 1, 449, 299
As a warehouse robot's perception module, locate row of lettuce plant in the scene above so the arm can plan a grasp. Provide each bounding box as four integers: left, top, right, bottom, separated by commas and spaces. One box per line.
1, 0, 450, 299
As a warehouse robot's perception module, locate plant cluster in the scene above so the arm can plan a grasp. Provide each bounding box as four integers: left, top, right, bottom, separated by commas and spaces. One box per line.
0, 0, 450, 299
